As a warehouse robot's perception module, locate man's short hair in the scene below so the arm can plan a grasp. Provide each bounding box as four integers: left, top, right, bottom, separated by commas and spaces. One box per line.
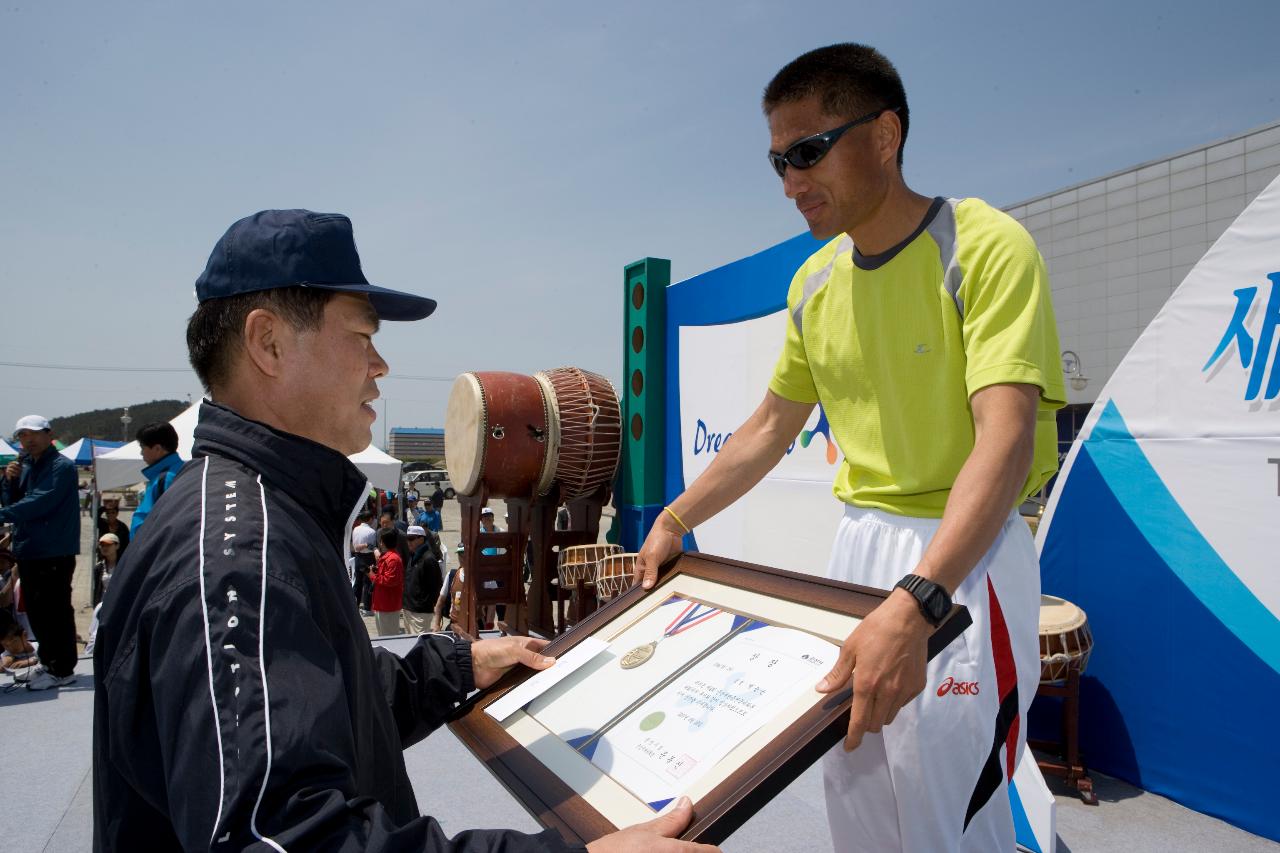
135, 422, 179, 454
762, 43, 910, 169
358, 510, 374, 523
186, 287, 334, 391
379, 509, 395, 520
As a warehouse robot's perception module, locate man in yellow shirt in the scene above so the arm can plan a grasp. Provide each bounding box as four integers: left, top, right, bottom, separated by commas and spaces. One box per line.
636, 44, 1063, 852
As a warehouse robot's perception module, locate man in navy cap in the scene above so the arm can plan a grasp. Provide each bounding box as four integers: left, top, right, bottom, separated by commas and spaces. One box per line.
92, 210, 713, 853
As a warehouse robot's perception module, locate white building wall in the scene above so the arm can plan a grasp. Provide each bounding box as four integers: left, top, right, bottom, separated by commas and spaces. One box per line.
1004, 120, 1280, 405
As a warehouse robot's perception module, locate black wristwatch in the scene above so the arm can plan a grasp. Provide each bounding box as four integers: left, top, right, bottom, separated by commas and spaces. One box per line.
894, 574, 952, 628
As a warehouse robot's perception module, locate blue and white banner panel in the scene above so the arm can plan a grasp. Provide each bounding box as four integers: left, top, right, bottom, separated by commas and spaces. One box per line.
1038, 175, 1280, 842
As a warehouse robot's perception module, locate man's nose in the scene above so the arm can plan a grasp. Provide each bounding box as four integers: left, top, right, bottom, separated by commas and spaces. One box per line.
781, 166, 808, 199
369, 343, 389, 378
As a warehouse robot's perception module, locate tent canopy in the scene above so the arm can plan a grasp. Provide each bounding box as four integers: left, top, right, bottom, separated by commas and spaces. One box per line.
60, 438, 126, 467
94, 403, 403, 492
0, 437, 17, 461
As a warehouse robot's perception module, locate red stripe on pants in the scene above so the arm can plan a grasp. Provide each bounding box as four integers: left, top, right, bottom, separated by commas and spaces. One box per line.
986, 576, 1019, 779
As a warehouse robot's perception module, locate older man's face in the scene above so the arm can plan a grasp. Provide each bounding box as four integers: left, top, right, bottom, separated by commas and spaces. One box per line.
274, 293, 389, 456
14, 429, 53, 457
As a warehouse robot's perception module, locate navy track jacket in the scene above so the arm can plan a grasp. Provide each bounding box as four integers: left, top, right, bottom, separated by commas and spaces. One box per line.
93, 402, 580, 852
0, 444, 80, 558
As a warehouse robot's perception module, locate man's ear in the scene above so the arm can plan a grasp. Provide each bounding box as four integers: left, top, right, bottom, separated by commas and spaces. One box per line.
877, 111, 902, 170
241, 308, 288, 378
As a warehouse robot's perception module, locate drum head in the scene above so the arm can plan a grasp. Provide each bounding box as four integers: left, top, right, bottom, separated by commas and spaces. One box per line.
538, 367, 621, 499
444, 373, 486, 496
532, 371, 562, 495
1038, 594, 1088, 634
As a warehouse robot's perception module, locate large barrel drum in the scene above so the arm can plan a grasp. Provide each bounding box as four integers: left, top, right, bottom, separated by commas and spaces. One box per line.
445, 367, 621, 500
444, 371, 551, 499
533, 366, 621, 500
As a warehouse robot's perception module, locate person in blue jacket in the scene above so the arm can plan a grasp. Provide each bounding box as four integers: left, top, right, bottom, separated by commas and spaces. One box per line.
415, 496, 443, 533
1, 414, 81, 690
131, 421, 183, 535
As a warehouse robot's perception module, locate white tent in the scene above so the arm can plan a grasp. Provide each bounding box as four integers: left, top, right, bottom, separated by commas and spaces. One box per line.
94, 403, 201, 490
347, 444, 404, 493
0, 437, 17, 459
94, 402, 403, 492
59, 437, 127, 466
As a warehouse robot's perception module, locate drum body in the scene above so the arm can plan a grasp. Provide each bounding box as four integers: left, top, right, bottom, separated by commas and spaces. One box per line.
534, 367, 621, 499
445, 372, 550, 499
1038, 594, 1094, 683
557, 543, 623, 588
595, 553, 637, 601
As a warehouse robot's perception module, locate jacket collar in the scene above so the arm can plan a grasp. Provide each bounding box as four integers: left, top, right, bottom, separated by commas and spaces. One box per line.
191, 401, 369, 550
141, 451, 184, 482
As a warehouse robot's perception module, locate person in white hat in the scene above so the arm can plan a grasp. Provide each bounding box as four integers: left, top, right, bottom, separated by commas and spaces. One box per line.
83, 531, 123, 657
96, 532, 121, 591
401, 525, 441, 634
1, 414, 81, 690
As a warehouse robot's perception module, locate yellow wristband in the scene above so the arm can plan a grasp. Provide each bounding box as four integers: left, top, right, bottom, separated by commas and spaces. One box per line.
663, 506, 692, 534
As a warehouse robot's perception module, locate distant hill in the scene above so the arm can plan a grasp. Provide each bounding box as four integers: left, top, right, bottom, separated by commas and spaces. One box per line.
50, 400, 188, 445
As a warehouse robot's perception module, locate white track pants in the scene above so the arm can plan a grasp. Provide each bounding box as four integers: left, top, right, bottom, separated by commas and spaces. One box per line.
822, 506, 1041, 853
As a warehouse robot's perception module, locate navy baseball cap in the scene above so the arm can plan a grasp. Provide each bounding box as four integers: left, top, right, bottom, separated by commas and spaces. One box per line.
194, 209, 436, 321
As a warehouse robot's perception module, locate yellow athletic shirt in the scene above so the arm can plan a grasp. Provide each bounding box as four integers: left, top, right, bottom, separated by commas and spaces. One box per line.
769, 196, 1066, 518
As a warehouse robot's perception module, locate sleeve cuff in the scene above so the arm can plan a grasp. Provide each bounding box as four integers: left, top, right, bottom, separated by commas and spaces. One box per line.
768, 376, 819, 405
966, 361, 1065, 405
452, 635, 476, 695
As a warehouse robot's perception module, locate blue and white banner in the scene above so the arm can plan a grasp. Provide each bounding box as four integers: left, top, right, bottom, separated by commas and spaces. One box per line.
1038, 175, 1280, 842
678, 310, 846, 575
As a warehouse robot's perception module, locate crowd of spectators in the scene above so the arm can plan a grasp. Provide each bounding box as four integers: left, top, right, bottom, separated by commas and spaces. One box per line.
1, 417, 186, 689
1, 412, 512, 675
353, 490, 452, 638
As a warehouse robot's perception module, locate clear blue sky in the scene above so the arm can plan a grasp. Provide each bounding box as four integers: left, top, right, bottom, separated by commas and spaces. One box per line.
3, 1, 1277, 446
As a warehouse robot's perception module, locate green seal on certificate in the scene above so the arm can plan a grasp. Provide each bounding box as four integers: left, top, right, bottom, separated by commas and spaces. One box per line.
639, 711, 665, 731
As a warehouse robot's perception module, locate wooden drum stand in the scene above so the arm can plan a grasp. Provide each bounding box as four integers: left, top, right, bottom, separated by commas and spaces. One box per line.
454, 483, 611, 640
1031, 668, 1098, 804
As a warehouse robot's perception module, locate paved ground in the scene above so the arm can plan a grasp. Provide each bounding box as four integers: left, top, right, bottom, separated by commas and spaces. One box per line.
5, 497, 1274, 851
5, 654, 1276, 853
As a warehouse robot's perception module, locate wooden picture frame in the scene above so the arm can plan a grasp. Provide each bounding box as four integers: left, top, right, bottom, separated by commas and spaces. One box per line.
448, 552, 971, 846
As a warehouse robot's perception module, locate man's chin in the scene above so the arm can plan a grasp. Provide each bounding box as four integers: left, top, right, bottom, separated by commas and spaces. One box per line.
339, 426, 374, 458
803, 214, 841, 241
807, 223, 841, 241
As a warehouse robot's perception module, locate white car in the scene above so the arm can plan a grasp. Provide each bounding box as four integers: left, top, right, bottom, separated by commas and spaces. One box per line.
410, 469, 456, 499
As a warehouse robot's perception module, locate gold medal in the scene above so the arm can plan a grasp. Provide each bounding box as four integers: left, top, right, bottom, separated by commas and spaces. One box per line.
620, 641, 657, 669
618, 599, 723, 670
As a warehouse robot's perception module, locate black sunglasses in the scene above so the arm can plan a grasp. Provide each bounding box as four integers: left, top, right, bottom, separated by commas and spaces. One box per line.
768, 107, 896, 178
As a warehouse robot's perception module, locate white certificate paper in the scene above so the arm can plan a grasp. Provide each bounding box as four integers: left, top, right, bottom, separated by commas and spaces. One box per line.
524, 595, 839, 811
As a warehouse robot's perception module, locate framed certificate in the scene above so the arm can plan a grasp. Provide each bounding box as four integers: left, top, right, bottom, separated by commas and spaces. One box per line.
448, 552, 971, 845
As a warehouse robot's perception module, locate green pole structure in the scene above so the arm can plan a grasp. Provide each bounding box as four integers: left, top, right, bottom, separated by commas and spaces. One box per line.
618, 257, 669, 551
